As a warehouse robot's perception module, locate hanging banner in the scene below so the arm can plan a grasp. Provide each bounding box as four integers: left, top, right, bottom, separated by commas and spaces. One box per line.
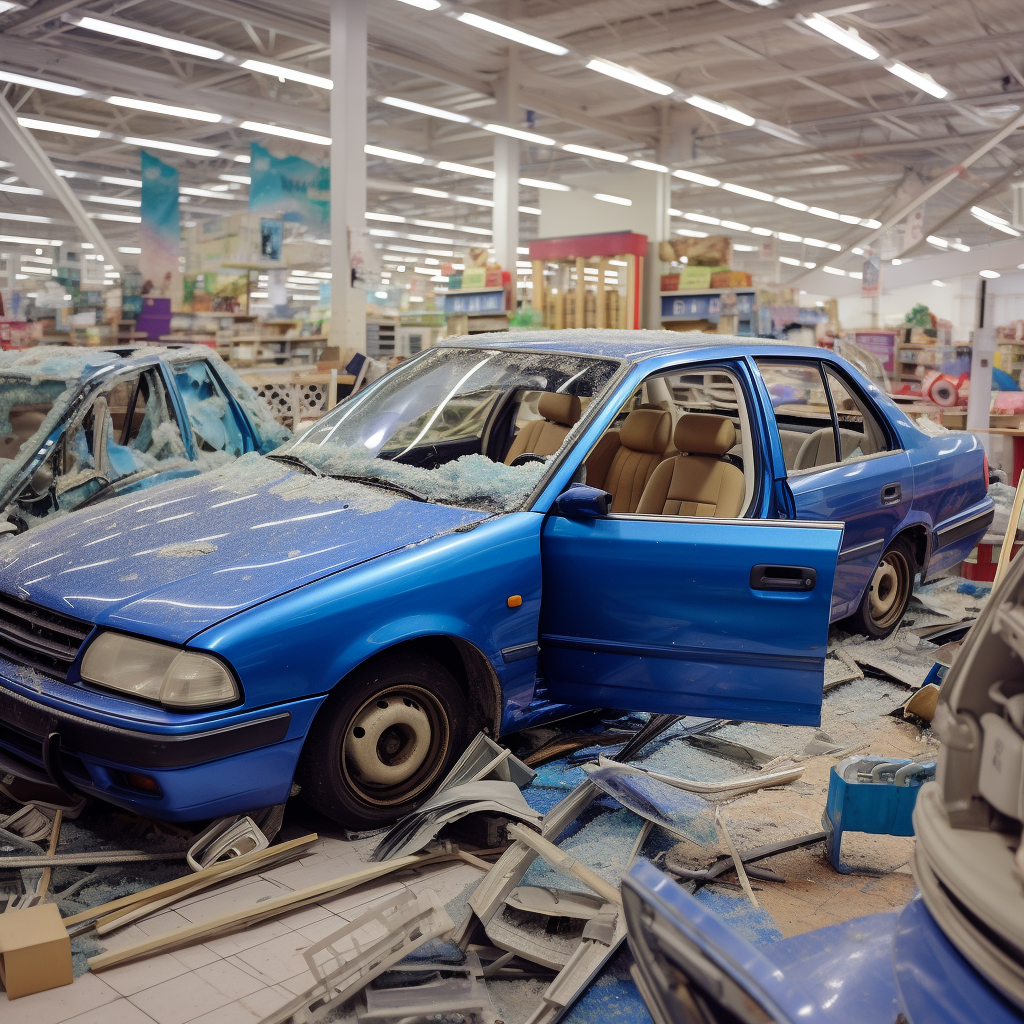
140, 151, 182, 308
861, 252, 883, 299
249, 142, 330, 241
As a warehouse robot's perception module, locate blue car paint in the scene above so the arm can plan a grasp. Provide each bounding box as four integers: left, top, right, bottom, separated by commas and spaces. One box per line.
622, 859, 1021, 1024
0, 334, 994, 821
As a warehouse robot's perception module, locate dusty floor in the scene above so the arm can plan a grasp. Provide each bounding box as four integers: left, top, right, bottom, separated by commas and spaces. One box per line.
0, 574, 987, 1024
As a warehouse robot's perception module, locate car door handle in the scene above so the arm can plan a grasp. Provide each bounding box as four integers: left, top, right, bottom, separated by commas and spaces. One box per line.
881, 483, 902, 505
749, 564, 817, 591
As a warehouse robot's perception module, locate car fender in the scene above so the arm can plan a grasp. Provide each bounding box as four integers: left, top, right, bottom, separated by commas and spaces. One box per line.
889, 508, 935, 576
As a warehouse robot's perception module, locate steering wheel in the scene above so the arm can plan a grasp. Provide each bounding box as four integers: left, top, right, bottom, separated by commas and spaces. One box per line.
510, 452, 546, 467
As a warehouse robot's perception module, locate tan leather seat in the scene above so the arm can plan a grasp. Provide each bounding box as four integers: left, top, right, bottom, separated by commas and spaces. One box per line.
505, 392, 581, 464
637, 412, 745, 518
602, 408, 671, 513
793, 426, 868, 470
0, 403, 53, 461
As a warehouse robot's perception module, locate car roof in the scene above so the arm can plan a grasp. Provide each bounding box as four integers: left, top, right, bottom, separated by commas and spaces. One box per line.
0, 343, 211, 384
438, 329, 827, 365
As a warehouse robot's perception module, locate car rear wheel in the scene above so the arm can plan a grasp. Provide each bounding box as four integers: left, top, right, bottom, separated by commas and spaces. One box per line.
845, 536, 915, 639
298, 653, 466, 830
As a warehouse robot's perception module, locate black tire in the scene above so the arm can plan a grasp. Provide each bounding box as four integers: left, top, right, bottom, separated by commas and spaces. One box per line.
298, 653, 466, 830
844, 535, 916, 639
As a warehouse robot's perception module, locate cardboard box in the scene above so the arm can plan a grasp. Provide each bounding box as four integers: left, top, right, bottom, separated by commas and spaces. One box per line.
677, 266, 713, 289
710, 270, 752, 288
660, 274, 680, 292
461, 268, 486, 289
0, 903, 73, 999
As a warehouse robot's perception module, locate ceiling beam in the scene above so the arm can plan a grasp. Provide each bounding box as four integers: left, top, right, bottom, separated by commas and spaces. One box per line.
165, 0, 326, 45
0, 91, 123, 270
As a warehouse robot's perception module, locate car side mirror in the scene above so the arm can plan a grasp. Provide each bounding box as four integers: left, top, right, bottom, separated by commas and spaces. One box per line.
555, 484, 611, 519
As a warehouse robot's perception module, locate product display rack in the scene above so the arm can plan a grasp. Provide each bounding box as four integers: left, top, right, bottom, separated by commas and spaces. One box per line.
659, 287, 757, 335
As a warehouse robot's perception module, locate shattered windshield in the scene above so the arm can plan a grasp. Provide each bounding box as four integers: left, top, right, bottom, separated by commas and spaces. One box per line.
0, 375, 71, 467
275, 347, 620, 511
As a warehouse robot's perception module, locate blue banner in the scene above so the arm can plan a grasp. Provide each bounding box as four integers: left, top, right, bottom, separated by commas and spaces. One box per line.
140, 150, 182, 307
249, 142, 329, 239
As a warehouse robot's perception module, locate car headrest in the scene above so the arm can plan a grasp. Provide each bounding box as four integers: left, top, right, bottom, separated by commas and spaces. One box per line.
674, 413, 736, 456
538, 392, 582, 427
9, 403, 53, 441
619, 408, 671, 454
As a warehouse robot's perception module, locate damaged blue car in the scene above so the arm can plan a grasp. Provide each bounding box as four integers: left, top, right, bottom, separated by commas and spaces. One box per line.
0, 344, 289, 535
0, 332, 993, 827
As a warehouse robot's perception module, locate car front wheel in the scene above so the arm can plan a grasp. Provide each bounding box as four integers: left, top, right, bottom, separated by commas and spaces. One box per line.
845, 535, 915, 639
298, 652, 466, 830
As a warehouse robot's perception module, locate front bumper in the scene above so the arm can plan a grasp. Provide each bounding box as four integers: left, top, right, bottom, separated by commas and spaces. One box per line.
0, 679, 322, 821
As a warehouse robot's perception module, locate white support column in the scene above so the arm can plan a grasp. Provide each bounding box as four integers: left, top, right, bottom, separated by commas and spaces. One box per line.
330, 0, 367, 355
0, 93, 122, 272
492, 51, 521, 276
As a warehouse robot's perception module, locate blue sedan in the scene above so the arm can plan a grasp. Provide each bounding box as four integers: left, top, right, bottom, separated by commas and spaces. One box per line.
0, 332, 993, 827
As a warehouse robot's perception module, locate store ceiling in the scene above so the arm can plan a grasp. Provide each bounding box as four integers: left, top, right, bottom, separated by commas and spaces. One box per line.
1, 0, 1022, 280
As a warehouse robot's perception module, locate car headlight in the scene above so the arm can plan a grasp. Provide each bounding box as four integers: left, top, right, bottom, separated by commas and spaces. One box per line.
80, 633, 239, 709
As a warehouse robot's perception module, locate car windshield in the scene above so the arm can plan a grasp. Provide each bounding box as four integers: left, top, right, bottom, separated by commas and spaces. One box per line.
276, 346, 620, 510
0, 373, 75, 469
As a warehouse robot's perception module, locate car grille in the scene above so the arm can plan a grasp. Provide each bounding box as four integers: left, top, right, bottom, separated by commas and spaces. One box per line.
0, 594, 92, 681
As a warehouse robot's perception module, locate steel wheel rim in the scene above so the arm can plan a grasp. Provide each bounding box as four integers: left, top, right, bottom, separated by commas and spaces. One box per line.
341, 685, 449, 807
868, 549, 911, 630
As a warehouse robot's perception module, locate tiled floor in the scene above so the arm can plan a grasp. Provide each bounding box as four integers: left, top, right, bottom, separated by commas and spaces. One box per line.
3, 837, 484, 1024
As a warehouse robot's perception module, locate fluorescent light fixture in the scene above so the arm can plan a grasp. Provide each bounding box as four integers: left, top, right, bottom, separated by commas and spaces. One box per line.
122, 136, 220, 156
108, 96, 221, 122
519, 177, 569, 191
74, 15, 225, 60
720, 220, 750, 231
971, 205, 1020, 236
483, 123, 555, 145
86, 195, 141, 207
779, 256, 801, 265
0, 70, 86, 96
594, 193, 632, 206
849, 271, 863, 280
368, 229, 399, 238
437, 161, 495, 178
722, 182, 774, 201
585, 58, 673, 96
395, 0, 441, 9
365, 144, 425, 164
455, 194, 493, 206
751, 227, 773, 236
219, 174, 251, 185
826, 243, 842, 251
668, 208, 682, 216
673, 169, 721, 187
21, 255, 53, 264
0, 234, 61, 246
413, 187, 448, 197
92, 212, 141, 223
932, 280, 947, 287
822, 266, 846, 276
775, 197, 808, 211
18, 117, 100, 137
240, 122, 330, 145
803, 237, 829, 248
685, 213, 720, 225
118, 246, 142, 253
0, 212, 52, 223
367, 212, 406, 223
852, 247, 865, 255
234, 154, 251, 163
862, 218, 882, 229
808, 206, 840, 220
0, 2, 26, 12
803, 262, 817, 269
459, 224, 495, 234
241, 59, 332, 90
733, 244, 758, 251
926, 235, 948, 248
887, 63, 949, 99
382, 96, 469, 122
676, 228, 708, 238
684, 95, 756, 127
0, 183, 43, 195
412, 219, 453, 229
456, 12, 568, 55
630, 159, 669, 172
799, 13, 879, 60
180, 186, 242, 199
18, 265, 54, 274
100, 175, 142, 187
838, 214, 861, 224
562, 143, 628, 163
778, 232, 802, 242
952, 242, 970, 252
407, 233, 455, 244
980, 269, 1001, 279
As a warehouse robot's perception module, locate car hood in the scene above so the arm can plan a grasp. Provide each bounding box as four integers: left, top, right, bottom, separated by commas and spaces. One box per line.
0, 456, 489, 643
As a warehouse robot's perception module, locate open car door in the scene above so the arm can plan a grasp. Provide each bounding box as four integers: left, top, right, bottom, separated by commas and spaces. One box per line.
539, 509, 842, 726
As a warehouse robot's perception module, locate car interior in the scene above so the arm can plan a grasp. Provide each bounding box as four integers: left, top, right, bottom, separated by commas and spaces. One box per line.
0, 403, 53, 462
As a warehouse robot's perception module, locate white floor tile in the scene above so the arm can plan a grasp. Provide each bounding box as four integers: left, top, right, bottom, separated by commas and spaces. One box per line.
64, 998, 159, 1024
192, 960, 266, 1001
202, 918, 292, 958
1, 972, 118, 1024
134, 911, 193, 938
174, 880, 292, 924
127, 972, 236, 1024
232, 931, 315, 985
98, 955, 190, 997
169, 945, 221, 971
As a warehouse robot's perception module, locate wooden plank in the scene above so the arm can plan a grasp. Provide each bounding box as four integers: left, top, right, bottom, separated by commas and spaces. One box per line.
596, 258, 607, 330
623, 255, 634, 329
62, 834, 317, 927
575, 257, 586, 330
87, 851, 455, 971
